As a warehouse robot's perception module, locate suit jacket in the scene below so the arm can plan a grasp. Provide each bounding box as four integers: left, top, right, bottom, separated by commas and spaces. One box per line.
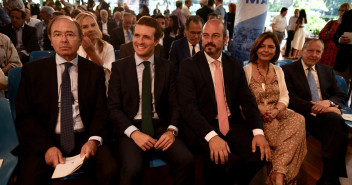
196, 6, 214, 23
333, 9, 352, 72
169, 37, 202, 75
107, 19, 122, 35
34, 21, 45, 47
110, 27, 132, 50
16, 55, 107, 154
118, 42, 166, 60
162, 34, 174, 59
282, 59, 347, 118
177, 51, 262, 142
108, 55, 179, 135
0, 23, 40, 53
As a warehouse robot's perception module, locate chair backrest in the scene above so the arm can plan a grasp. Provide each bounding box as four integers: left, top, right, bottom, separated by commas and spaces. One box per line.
0, 98, 19, 152
115, 50, 120, 61
0, 98, 19, 185
275, 59, 294, 67
8, 67, 22, 120
335, 75, 347, 94
243, 60, 249, 66
29, 50, 56, 62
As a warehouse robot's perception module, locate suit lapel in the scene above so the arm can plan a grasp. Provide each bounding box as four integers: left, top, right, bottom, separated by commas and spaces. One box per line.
221, 55, 233, 109
296, 60, 312, 97
46, 56, 59, 131
77, 57, 89, 107
182, 38, 191, 58
154, 57, 165, 106
198, 52, 217, 106
127, 57, 140, 114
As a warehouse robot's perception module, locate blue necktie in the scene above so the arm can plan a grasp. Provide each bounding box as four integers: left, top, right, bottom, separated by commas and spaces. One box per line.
60, 62, 75, 154
307, 67, 320, 102
127, 30, 133, 42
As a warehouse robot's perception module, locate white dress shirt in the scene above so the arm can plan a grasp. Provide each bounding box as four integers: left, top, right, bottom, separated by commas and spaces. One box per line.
54, 54, 102, 144
124, 53, 178, 138
203, 52, 264, 142
188, 41, 200, 56
272, 15, 287, 32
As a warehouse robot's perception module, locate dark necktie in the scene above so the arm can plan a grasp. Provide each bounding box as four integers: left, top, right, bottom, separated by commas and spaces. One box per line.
60, 62, 75, 154
307, 67, 320, 102
192, 45, 196, 56
141, 61, 154, 136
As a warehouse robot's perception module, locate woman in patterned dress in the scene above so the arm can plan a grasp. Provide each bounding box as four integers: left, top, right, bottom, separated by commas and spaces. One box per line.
243, 32, 307, 185
319, 3, 351, 67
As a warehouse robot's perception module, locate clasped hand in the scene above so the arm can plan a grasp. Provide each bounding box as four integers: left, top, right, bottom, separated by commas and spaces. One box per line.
259, 105, 279, 123
310, 100, 341, 115
131, 130, 175, 151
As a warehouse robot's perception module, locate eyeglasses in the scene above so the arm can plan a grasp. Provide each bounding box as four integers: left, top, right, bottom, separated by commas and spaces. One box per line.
52, 32, 77, 39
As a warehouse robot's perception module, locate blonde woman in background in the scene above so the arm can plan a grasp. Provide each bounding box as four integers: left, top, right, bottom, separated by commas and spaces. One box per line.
75, 12, 115, 90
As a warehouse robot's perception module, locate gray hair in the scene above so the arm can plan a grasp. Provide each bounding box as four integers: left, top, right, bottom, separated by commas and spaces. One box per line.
41, 6, 55, 18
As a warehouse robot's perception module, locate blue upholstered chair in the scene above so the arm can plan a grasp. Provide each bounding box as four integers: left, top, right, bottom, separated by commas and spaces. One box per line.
29, 50, 56, 62
275, 59, 294, 67
0, 98, 19, 185
7, 67, 22, 120
334, 75, 352, 128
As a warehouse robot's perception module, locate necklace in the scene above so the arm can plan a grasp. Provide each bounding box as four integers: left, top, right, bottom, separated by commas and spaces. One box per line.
256, 63, 270, 106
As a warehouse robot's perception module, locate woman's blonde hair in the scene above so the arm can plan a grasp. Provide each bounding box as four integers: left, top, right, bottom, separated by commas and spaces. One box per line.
340, 3, 351, 11
75, 12, 104, 53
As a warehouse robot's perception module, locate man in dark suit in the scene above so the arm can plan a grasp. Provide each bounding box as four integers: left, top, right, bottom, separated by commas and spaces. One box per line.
15, 16, 117, 185
0, 8, 40, 64
196, 0, 214, 23
155, 14, 174, 59
108, 11, 122, 33
282, 39, 348, 185
334, 9, 352, 91
97, 9, 111, 42
169, 15, 203, 75
118, 42, 166, 59
110, 12, 133, 50
177, 19, 269, 185
108, 16, 194, 185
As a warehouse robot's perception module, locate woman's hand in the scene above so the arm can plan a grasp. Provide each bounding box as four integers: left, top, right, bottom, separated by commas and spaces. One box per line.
81, 36, 95, 53
259, 105, 272, 123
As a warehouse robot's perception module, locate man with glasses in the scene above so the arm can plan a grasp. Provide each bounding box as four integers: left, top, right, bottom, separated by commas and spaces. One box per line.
16, 16, 117, 185
169, 15, 203, 75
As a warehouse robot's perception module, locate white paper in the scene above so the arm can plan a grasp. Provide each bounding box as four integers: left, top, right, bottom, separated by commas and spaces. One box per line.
51, 154, 85, 179
344, 32, 352, 44
0, 159, 3, 168
342, 113, 352, 121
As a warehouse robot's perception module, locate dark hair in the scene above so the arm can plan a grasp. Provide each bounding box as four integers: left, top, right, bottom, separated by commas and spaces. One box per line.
208, 0, 214, 6
155, 14, 165, 20
10, 8, 26, 19
185, 15, 204, 30
217, 0, 223, 3
249, 32, 280, 64
280, 7, 288, 14
168, 15, 179, 34
136, 16, 163, 41
297, 9, 307, 24
176, 1, 183, 8
47, 15, 83, 39
207, 12, 218, 19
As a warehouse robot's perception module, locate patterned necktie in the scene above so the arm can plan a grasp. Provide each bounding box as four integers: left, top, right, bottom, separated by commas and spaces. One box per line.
214, 60, 229, 136
127, 29, 133, 42
141, 61, 154, 136
307, 67, 320, 102
192, 45, 196, 56
60, 62, 75, 154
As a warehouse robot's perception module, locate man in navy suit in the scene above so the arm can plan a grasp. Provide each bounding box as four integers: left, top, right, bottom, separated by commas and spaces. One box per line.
108, 16, 194, 185
169, 15, 203, 75
178, 19, 269, 185
282, 39, 348, 185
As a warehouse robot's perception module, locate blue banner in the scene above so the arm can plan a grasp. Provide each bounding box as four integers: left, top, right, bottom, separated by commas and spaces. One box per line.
231, 0, 268, 62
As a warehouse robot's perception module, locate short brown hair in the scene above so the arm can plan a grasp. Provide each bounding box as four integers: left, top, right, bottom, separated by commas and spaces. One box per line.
10, 8, 25, 19
47, 15, 83, 39
185, 15, 204, 30
136, 16, 163, 41
249, 32, 280, 64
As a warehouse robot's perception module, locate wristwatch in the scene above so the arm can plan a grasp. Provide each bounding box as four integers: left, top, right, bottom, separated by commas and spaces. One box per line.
167, 128, 178, 136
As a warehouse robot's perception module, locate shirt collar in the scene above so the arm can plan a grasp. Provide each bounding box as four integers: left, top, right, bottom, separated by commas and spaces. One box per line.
12, 24, 24, 30
134, 53, 154, 66
204, 51, 222, 65
301, 59, 316, 71
55, 54, 79, 66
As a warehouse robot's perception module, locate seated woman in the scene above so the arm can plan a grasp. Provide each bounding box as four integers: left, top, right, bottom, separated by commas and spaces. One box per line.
75, 12, 115, 90
243, 32, 307, 185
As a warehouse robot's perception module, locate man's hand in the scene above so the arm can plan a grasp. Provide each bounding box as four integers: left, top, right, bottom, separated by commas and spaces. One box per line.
80, 140, 99, 160
311, 100, 330, 114
208, 136, 231, 164
252, 135, 271, 161
45, 147, 64, 168
323, 107, 342, 116
340, 35, 351, 44
131, 130, 157, 151
155, 131, 175, 151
